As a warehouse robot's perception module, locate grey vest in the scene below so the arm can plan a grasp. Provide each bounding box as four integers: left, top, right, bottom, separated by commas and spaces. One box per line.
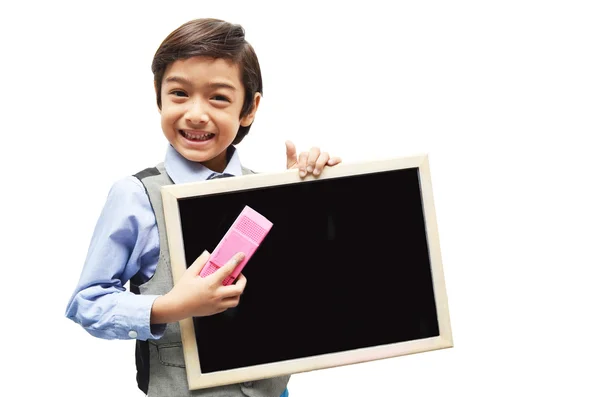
132, 162, 290, 397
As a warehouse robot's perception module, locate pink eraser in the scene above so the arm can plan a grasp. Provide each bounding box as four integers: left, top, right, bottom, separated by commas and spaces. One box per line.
199, 205, 273, 285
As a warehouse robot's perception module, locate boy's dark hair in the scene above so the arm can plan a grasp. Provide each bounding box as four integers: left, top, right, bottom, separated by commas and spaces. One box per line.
151, 18, 263, 145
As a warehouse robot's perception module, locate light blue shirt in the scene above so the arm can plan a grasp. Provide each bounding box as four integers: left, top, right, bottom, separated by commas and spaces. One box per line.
65, 144, 244, 341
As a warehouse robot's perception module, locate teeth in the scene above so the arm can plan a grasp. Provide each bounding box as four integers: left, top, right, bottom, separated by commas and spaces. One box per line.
182, 131, 213, 141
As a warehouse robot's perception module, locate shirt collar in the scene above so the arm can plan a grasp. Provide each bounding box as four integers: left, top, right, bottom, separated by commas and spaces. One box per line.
164, 144, 243, 184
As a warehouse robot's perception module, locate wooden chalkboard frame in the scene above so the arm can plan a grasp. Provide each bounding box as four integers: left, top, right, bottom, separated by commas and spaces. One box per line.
161, 154, 453, 390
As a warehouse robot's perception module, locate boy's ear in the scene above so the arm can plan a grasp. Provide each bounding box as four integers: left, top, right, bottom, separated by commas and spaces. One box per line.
154, 80, 162, 114
240, 93, 261, 127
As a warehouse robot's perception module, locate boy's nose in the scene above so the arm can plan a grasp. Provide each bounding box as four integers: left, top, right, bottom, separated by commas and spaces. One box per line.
186, 102, 209, 124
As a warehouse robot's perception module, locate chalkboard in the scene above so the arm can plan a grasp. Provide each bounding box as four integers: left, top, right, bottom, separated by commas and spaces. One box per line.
161, 154, 452, 390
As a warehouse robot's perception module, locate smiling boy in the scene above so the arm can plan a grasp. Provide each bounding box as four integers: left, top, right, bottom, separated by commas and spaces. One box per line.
65, 18, 341, 397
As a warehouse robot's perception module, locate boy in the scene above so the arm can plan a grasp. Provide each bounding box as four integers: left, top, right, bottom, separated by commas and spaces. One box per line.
65, 18, 341, 397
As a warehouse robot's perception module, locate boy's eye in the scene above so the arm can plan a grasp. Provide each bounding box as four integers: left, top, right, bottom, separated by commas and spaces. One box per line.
170, 90, 187, 97
212, 95, 230, 102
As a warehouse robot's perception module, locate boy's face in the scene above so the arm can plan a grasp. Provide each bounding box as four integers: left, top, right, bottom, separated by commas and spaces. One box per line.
159, 56, 258, 172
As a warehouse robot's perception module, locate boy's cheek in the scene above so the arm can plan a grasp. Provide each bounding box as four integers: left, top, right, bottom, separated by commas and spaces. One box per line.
160, 106, 180, 123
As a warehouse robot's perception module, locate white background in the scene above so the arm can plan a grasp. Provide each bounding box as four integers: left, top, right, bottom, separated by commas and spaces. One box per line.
1, 0, 599, 395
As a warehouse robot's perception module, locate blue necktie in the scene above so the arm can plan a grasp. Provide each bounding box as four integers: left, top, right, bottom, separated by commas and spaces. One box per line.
207, 172, 234, 180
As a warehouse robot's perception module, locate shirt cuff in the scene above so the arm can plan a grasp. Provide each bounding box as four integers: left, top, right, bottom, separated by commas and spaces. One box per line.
113, 294, 166, 340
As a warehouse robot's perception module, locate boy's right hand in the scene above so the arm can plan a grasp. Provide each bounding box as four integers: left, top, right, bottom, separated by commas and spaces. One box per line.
150, 251, 247, 324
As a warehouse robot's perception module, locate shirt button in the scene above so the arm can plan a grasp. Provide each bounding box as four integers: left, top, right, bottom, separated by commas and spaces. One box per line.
128, 330, 138, 339
243, 382, 253, 387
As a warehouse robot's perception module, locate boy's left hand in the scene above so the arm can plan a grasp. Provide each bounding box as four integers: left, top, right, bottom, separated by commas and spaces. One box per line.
285, 140, 342, 177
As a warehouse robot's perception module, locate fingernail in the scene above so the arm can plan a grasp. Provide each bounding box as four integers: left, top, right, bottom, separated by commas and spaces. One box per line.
306, 166, 313, 173
300, 170, 306, 177
313, 169, 320, 175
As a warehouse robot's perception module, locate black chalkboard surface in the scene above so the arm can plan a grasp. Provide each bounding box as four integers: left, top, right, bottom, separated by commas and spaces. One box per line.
161, 154, 452, 390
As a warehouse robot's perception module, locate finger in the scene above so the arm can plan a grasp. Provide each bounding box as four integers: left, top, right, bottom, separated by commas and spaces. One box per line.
327, 156, 342, 166
213, 252, 245, 283
285, 140, 298, 169
221, 296, 241, 309
298, 151, 309, 177
189, 250, 210, 274
233, 273, 247, 289
219, 275, 246, 298
312, 152, 330, 176
305, 147, 320, 174
233, 273, 247, 292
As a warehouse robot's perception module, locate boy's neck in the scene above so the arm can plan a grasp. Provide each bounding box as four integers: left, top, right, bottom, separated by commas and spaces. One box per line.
199, 145, 235, 173
202, 157, 227, 173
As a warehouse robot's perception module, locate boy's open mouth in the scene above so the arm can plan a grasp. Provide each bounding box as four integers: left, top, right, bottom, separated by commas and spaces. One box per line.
180, 130, 215, 141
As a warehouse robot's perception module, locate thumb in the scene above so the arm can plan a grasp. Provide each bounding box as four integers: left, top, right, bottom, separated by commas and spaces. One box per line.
285, 140, 298, 168
214, 252, 245, 282
189, 250, 211, 274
